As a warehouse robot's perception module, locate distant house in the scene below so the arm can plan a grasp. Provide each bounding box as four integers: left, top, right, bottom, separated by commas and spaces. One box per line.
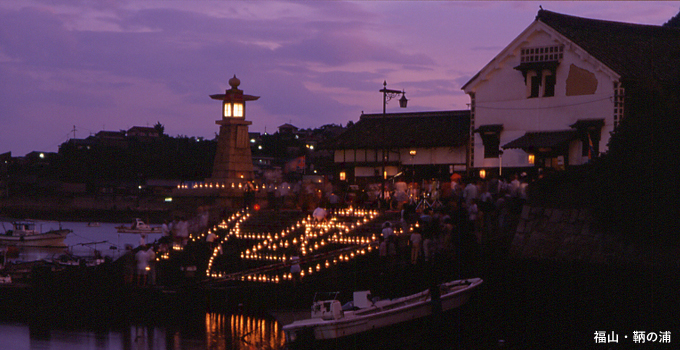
61, 137, 97, 151
328, 110, 470, 184
94, 130, 128, 148
127, 126, 160, 141
462, 9, 680, 175
278, 123, 299, 134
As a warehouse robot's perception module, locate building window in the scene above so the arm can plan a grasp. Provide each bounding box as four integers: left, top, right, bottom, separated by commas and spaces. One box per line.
529, 75, 541, 98
516, 45, 562, 99
571, 119, 604, 159
482, 133, 501, 158
544, 73, 556, 97
469, 92, 476, 167
613, 82, 625, 127
581, 130, 600, 158
475, 124, 503, 159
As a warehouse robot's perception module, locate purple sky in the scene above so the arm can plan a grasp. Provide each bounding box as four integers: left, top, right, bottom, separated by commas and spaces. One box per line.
1, 1, 677, 156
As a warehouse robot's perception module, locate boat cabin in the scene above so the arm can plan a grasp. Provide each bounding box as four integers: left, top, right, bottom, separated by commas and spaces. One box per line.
312, 300, 343, 320
7, 222, 39, 236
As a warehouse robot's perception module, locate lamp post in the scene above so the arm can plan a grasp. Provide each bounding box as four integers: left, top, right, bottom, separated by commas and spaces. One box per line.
379, 81, 408, 207
409, 149, 417, 182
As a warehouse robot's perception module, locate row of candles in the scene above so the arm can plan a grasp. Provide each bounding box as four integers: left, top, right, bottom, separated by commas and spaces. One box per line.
205, 208, 381, 282
206, 209, 251, 273
177, 182, 257, 190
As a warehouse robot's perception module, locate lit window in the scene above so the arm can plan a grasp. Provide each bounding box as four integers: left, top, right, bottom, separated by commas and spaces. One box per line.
223, 103, 231, 117
528, 154, 535, 164
233, 103, 243, 117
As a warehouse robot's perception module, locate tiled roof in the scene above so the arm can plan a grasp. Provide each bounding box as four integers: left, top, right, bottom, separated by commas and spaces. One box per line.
327, 110, 470, 149
537, 9, 680, 85
502, 130, 577, 150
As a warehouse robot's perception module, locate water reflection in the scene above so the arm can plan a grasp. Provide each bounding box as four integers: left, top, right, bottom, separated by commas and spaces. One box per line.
206, 313, 285, 350
1, 312, 285, 350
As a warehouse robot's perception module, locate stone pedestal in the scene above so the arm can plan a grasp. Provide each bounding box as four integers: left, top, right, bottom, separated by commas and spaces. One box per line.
209, 118, 253, 183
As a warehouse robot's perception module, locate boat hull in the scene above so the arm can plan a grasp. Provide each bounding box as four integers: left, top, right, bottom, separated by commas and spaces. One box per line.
0, 229, 70, 247
283, 278, 482, 345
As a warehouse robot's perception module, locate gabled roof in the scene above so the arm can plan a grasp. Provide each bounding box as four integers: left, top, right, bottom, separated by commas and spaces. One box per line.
536, 10, 680, 85
463, 10, 680, 90
278, 123, 298, 130
327, 110, 470, 149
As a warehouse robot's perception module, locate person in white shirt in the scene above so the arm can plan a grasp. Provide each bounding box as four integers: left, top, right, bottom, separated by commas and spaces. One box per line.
135, 246, 152, 286
312, 207, 327, 222
463, 180, 478, 207
381, 221, 394, 240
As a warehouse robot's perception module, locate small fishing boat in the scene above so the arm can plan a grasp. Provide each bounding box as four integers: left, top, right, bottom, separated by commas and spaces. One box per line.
116, 218, 161, 233
282, 278, 483, 346
0, 221, 71, 247
86, 222, 101, 227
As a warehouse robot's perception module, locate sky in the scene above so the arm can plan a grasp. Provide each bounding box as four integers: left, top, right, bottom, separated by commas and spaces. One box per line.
0, 1, 678, 156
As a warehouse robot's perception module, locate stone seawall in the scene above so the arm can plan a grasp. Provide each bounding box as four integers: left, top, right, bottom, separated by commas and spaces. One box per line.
509, 205, 679, 268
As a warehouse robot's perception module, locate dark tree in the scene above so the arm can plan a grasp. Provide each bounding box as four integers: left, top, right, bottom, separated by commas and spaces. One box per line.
154, 122, 165, 136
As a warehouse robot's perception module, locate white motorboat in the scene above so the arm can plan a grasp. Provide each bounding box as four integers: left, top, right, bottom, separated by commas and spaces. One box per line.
116, 218, 161, 233
282, 277, 483, 345
0, 221, 71, 247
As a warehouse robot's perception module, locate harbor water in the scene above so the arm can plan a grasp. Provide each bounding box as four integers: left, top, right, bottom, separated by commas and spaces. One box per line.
0, 221, 286, 350
1, 221, 163, 262
0, 312, 285, 350
1, 221, 676, 349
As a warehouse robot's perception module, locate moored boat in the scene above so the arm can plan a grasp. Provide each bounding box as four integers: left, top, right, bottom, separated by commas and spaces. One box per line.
116, 218, 161, 233
282, 277, 483, 346
0, 221, 71, 247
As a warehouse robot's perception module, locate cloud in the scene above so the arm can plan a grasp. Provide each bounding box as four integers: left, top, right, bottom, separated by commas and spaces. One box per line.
0, 1, 676, 155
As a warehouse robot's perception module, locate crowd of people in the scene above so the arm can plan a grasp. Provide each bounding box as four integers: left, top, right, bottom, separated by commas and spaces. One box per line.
373, 173, 531, 276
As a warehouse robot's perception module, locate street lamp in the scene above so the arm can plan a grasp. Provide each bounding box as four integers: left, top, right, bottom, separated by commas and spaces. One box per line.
379, 81, 408, 206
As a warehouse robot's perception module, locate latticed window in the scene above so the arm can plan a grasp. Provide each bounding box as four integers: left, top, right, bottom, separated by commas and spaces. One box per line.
613, 82, 625, 127
521, 45, 564, 63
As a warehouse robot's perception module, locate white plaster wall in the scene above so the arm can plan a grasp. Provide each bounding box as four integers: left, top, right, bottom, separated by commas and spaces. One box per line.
469, 28, 618, 168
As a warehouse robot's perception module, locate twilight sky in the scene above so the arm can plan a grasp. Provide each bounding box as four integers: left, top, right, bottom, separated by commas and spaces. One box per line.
1, 1, 677, 156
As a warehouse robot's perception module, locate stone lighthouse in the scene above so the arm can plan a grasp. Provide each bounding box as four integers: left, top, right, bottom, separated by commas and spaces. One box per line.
208, 75, 259, 184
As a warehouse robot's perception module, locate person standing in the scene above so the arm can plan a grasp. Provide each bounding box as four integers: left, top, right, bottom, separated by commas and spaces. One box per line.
381, 221, 394, 241
135, 246, 152, 286
410, 230, 422, 265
